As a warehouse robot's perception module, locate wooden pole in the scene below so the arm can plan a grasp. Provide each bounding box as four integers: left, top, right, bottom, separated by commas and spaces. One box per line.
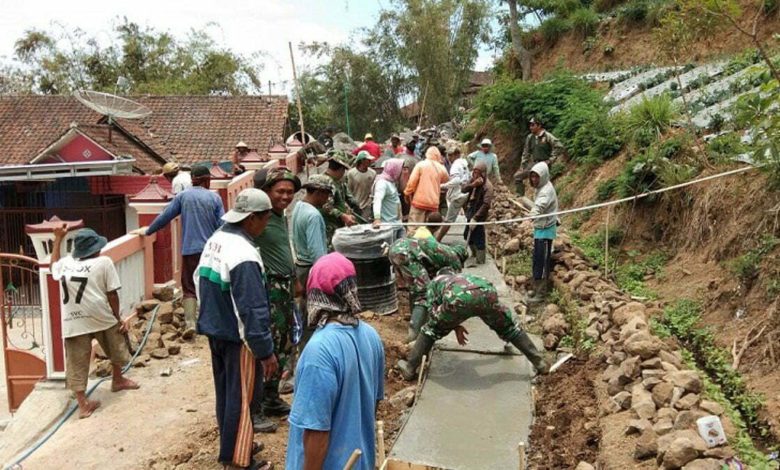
288, 41, 308, 178
414, 354, 427, 405
518, 442, 527, 470
377, 420, 387, 464
502, 257, 507, 275
417, 81, 430, 129
604, 207, 610, 277
343, 449, 362, 470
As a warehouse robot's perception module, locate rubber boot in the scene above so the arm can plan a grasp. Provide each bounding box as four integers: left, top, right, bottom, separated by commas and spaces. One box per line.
397, 334, 435, 381
509, 332, 550, 375
405, 305, 428, 343
466, 245, 478, 267
527, 279, 547, 306
252, 410, 278, 433
476, 249, 486, 265
262, 382, 291, 417
182, 298, 197, 340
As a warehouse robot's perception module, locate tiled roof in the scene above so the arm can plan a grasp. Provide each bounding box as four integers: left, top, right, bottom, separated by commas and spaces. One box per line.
77, 124, 164, 174
0, 95, 289, 171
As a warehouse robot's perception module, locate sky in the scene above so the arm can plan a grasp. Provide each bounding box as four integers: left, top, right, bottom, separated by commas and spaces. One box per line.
0, 0, 500, 95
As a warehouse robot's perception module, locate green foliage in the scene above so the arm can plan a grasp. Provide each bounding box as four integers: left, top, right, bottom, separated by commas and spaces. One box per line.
732, 84, 780, 188
707, 133, 748, 163
539, 16, 572, 44
505, 251, 533, 276
554, 290, 596, 355
570, 228, 624, 271
6, 21, 263, 95
549, 161, 567, 179
568, 111, 624, 163
622, 95, 680, 148
614, 250, 667, 298
727, 235, 779, 288
596, 178, 619, 201
617, 0, 649, 24
652, 300, 773, 446
459, 129, 475, 142
570, 7, 601, 36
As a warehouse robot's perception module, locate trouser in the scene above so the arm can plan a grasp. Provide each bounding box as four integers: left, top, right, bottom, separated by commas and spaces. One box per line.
209, 338, 256, 467
251, 275, 296, 412
408, 206, 432, 233
533, 238, 554, 280
420, 293, 523, 343
182, 253, 201, 299
463, 223, 486, 250
295, 264, 315, 348
65, 323, 130, 393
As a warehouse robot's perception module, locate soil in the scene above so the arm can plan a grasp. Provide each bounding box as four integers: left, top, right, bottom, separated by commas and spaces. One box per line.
528, 357, 602, 469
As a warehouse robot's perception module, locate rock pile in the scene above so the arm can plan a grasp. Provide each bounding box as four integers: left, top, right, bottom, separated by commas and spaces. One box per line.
92, 285, 188, 376
488, 185, 736, 470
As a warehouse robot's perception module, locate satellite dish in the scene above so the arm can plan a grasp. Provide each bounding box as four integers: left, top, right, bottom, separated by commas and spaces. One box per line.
74, 90, 152, 121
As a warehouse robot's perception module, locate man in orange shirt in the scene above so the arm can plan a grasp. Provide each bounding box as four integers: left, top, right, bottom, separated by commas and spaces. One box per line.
403, 147, 449, 231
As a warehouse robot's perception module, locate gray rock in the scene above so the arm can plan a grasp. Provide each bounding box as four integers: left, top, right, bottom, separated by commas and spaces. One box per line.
663, 437, 702, 469
626, 418, 653, 435
652, 381, 675, 407
620, 355, 642, 380
674, 393, 700, 411
699, 400, 724, 416
574, 462, 595, 470
150, 348, 170, 359
654, 418, 674, 436
668, 370, 703, 393
631, 384, 657, 420
674, 410, 708, 431
635, 429, 658, 460
682, 458, 725, 470
613, 391, 632, 410
641, 357, 662, 369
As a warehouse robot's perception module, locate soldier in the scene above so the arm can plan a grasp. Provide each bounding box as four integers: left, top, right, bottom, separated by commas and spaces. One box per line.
514, 118, 565, 196
397, 272, 550, 380
388, 237, 468, 342
321, 150, 364, 243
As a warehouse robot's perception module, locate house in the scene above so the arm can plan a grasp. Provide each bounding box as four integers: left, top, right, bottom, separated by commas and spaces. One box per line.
0, 95, 289, 255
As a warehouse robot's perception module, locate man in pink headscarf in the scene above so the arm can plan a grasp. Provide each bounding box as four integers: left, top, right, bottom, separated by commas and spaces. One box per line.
403, 147, 449, 231
372, 158, 405, 240
286, 252, 385, 470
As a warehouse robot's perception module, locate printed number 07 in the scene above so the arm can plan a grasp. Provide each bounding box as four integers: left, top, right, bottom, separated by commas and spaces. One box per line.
61, 276, 88, 304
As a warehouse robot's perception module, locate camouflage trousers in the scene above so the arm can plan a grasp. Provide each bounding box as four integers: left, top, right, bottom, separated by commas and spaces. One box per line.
395, 260, 430, 307
421, 287, 522, 342
267, 275, 295, 386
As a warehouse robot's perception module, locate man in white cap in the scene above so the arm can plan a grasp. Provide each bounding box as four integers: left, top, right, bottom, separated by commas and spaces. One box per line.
196, 187, 278, 470
232, 141, 250, 175
467, 138, 501, 184
162, 162, 192, 194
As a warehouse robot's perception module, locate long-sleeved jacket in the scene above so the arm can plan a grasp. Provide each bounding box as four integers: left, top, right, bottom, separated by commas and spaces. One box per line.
521, 130, 565, 169
146, 186, 224, 255
195, 224, 274, 359
467, 150, 501, 182
529, 162, 559, 230
464, 177, 494, 222
404, 151, 449, 212
440, 158, 470, 204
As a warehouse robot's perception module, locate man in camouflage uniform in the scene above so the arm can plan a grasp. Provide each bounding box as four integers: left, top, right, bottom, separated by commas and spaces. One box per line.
388, 237, 468, 342
514, 117, 565, 196
398, 272, 550, 380
320, 149, 365, 243
252, 168, 303, 433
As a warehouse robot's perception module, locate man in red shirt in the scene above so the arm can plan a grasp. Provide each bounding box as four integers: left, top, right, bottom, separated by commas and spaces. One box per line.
352, 133, 381, 159
388, 135, 404, 155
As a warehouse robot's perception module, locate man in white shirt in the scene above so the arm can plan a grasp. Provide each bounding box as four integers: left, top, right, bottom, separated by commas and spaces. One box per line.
162, 162, 192, 194
436, 146, 470, 242
51, 226, 140, 419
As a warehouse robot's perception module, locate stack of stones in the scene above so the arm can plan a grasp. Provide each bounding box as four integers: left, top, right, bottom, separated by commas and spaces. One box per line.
489, 188, 737, 470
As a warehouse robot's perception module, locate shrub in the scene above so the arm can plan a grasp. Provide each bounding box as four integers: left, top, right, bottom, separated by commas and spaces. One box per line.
593, 0, 626, 12
539, 17, 572, 45
617, 0, 648, 24
570, 7, 600, 37
707, 132, 747, 163
570, 113, 624, 163
622, 94, 679, 148
459, 129, 475, 142
595, 178, 619, 201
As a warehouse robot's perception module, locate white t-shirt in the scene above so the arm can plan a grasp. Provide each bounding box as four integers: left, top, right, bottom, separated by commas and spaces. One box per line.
51, 255, 122, 338
172, 171, 193, 194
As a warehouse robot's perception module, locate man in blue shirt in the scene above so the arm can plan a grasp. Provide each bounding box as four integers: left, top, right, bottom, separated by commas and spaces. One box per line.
286, 252, 384, 470
467, 138, 501, 183
145, 164, 224, 338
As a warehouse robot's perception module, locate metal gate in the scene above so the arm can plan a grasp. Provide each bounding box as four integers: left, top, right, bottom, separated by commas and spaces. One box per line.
1, 254, 46, 412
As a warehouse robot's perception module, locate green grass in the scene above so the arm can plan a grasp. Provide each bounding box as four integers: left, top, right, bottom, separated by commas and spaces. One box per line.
505, 251, 533, 277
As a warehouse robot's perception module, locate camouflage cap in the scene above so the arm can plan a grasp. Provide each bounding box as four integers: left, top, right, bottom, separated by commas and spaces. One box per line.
303, 174, 335, 193
328, 149, 353, 169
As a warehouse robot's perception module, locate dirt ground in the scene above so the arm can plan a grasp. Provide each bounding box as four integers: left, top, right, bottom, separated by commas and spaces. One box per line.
528, 357, 602, 469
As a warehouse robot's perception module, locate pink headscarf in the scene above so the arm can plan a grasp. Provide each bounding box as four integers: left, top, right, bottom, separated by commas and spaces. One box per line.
306, 252, 362, 327
380, 158, 404, 183
425, 146, 443, 163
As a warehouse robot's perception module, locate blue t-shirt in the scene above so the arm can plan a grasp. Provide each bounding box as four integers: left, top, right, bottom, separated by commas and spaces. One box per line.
286, 321, 385, 470
146, 187, 224, 255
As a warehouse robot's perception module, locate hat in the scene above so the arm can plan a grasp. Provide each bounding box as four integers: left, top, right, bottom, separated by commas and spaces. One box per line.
191, 164, 210, 178
72, 228, 108, 259
255, 167, 302, 192
235, 141, 249, 149
303, 174, 335, 193
222, 188, 272, 223
364, 133, 374, 141
328, 150, 353, 169
161, 162, 180, 175
529, 117, 542, 126
480, 138, 492, 147
354, 150, 372, 164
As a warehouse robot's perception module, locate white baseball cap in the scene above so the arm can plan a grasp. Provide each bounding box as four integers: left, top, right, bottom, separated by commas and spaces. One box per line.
222, 188, 272, 223
480, 138, 492, 147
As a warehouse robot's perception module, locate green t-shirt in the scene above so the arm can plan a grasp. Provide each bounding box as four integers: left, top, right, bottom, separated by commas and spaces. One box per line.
254, 211, 294, 277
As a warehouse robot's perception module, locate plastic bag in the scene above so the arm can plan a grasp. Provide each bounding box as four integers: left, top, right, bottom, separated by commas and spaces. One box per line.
333, 224, 397, 259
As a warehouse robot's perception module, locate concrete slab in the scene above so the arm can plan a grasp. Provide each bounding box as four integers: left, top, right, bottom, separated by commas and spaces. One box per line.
389, 351, 533, 469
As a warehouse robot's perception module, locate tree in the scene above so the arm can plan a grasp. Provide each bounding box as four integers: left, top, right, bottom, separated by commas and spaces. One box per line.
369, 0, 492, 125
506, 0, 533, 80
4, 19, 263, 95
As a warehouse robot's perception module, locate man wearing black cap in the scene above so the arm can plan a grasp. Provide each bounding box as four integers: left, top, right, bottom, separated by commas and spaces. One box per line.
51, 225, 140, 419
515, 118, 565, 196
145, 164, 224, 339
249, 168, 302, 433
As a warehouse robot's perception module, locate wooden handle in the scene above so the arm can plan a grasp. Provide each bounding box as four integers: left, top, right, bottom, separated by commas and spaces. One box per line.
377, 420, 387, 464
518, 442, 526, 470
343, 449, 362, 470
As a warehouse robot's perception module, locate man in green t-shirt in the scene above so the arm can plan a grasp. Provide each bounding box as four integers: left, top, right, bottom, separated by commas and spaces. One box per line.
251, 167, 302, 433
514, 118, 565, 196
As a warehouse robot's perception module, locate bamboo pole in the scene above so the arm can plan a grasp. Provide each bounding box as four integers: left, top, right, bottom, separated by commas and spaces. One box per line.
377, 420, 387, 464
502, 257, 507, 275
288, 41, 308, 178
343, 449, 362, 470
417, 81, 430, 129
604, 207, 610, 277
518, 442, 527, 470
414, 354, 427, 405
